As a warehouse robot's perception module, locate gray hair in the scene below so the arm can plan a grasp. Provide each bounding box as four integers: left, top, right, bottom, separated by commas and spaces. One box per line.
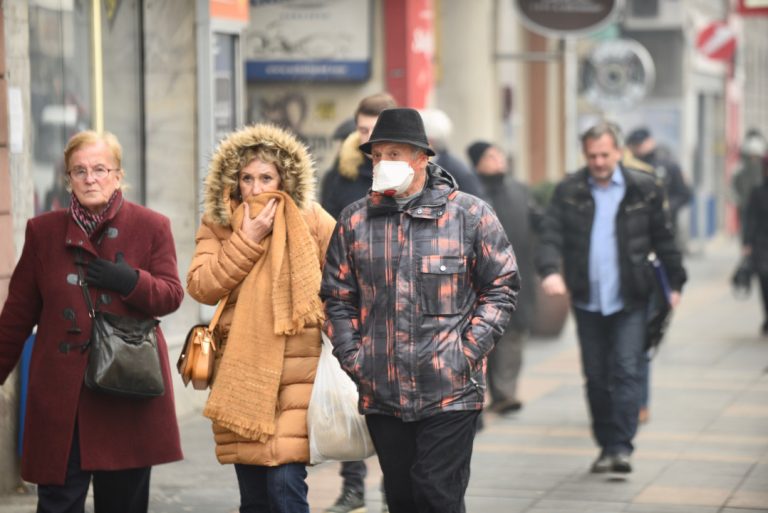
580, 122, 623, 149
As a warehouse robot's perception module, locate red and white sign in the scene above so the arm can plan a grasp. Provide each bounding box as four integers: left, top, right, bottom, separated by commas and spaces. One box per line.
696, 21, 737, 61
738, 0, 768, 16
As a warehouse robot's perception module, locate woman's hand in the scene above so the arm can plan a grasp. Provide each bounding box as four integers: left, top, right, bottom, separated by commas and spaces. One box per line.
241, 199, 278, 244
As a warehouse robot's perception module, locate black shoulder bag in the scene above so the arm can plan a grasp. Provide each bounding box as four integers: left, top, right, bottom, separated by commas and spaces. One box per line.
76, 250, 165, 398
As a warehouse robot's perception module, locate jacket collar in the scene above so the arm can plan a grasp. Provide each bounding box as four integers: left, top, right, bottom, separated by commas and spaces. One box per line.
65, 192, 124, 254
573, 164, 650, 204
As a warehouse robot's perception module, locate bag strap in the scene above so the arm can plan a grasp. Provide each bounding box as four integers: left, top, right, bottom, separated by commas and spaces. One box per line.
208, 294, 230, 331
75, 249, 96, 318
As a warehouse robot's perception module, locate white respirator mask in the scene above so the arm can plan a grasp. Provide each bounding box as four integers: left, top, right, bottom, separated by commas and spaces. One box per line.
371, 160, 415, 197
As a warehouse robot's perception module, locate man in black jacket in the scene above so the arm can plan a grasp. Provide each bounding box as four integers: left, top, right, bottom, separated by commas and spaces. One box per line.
321, 92, 397, 220
537, 122, 686, 474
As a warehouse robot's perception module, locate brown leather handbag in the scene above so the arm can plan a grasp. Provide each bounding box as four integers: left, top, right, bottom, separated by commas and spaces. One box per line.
177, 296, 228, 390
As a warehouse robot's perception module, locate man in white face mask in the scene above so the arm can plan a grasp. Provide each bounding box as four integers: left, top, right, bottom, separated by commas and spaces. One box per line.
321, 108, 519, 513
364, 112, 433, 200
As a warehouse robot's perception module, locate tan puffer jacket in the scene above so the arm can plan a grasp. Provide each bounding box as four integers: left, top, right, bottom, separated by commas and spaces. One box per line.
186, 124, 336, 466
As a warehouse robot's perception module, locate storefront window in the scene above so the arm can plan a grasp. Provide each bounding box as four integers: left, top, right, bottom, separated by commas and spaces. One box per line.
29, 0, 145, 213
29, 0, 92, 213
213, 33, 238, 144
102, 0, 144, 203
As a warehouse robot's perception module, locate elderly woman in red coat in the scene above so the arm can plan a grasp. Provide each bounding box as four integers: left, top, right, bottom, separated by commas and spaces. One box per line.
0, 130, 183, 513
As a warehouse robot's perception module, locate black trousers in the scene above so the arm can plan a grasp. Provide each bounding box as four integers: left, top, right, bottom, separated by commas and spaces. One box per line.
366, 410, 479, 513
340, 460, 367, 494
36, 426, 151, 513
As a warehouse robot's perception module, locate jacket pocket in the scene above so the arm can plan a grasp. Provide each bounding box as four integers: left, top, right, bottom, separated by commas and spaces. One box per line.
419, 256, 467, 316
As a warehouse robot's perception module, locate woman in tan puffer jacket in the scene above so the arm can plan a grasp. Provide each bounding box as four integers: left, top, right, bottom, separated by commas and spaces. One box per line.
187, 124, 336, 513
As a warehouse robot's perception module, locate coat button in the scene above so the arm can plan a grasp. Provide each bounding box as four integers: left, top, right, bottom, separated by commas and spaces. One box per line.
440, 264, 447, 272
417, 208, 423, 214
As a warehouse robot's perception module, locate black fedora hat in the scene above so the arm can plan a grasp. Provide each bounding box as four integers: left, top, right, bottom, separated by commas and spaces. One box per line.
359, 108, 435, 156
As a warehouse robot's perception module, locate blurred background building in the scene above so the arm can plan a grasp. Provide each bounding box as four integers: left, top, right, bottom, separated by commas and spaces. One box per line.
1, 0, 767, 492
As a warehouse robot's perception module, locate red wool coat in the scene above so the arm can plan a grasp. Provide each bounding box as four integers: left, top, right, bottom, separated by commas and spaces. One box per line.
0, 197, 184, 485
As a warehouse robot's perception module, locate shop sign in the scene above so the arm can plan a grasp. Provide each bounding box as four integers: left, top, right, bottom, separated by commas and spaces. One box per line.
514, 0, 622, 37
696, 21, 737, 61
738, 0, 768, 16
245, 0, 371, 82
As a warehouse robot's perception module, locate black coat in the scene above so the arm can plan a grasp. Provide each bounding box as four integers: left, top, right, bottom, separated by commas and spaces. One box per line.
433, 149, 488, 201
536, 166, 687, 310
744, 180, 768, 276
479, 173, 536, 331
321, 131, 373, 220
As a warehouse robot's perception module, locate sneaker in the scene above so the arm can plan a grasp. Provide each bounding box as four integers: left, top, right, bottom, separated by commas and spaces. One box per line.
324, 489, 366, 513
590, 453, 613, 473
611, 453, 633, 473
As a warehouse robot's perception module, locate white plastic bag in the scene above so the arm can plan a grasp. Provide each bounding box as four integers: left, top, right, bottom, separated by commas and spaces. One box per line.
308, 333, 375, 464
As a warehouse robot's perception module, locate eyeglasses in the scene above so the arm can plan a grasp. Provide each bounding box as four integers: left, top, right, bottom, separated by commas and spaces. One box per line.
68, 165, 118, 181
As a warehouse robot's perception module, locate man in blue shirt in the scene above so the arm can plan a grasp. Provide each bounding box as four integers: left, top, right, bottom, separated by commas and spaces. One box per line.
536, 122, 687, 474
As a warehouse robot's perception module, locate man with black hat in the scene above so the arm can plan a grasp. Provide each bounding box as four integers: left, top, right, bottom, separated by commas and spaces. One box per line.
320, 108, 519, 513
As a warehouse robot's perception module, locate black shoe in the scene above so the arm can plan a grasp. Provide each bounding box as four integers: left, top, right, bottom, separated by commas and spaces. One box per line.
590, 453, 613, 473
325, 489, 366, 513
611, 453, 633, 473
490, 399, 523, 414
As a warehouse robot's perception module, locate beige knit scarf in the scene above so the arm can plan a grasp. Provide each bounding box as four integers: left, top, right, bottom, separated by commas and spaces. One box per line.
203, 191, 324, 442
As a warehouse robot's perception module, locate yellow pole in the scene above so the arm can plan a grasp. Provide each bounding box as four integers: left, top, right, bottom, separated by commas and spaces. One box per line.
91, 0, 104, 132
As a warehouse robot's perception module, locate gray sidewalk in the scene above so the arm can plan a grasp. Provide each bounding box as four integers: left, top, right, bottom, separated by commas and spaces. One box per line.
2, 235, 767, 512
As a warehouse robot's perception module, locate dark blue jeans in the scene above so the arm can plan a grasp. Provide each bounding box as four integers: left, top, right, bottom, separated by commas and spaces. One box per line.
573, 307, 646, 455
234, 463, 308, 513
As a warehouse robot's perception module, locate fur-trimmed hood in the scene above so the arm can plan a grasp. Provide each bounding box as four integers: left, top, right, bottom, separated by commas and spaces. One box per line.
203, 124, 316, 226
337, 130, 365, 181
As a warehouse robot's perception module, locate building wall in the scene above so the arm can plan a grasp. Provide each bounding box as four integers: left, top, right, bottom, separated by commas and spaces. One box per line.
742, 17, 768, 137
141, 0, 204, 415
0, 0, 31, 493
434, 0, 497, 164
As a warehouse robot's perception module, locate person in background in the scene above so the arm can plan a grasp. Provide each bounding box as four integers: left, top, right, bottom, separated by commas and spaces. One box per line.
321, 108, 519, 513
467, 140, 540, 414
732, 130, 767, 236
186, 124, 336, 513
419, 108, 487, 200
625, 127, 692, 238
321, 92, 398, 220
320, 92, 397, 513
537, 122, 686, 475
0, 130, 184, 513
742, 155, 768, 337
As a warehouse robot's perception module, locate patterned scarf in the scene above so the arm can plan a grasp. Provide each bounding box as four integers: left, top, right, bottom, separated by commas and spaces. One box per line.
69, 190, 121, 236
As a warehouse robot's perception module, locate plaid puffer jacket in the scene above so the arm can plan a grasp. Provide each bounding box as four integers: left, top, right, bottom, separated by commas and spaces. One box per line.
320, 165, 519, 421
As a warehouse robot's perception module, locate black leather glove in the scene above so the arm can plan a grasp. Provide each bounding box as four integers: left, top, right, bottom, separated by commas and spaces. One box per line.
85, 252, 139, 296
